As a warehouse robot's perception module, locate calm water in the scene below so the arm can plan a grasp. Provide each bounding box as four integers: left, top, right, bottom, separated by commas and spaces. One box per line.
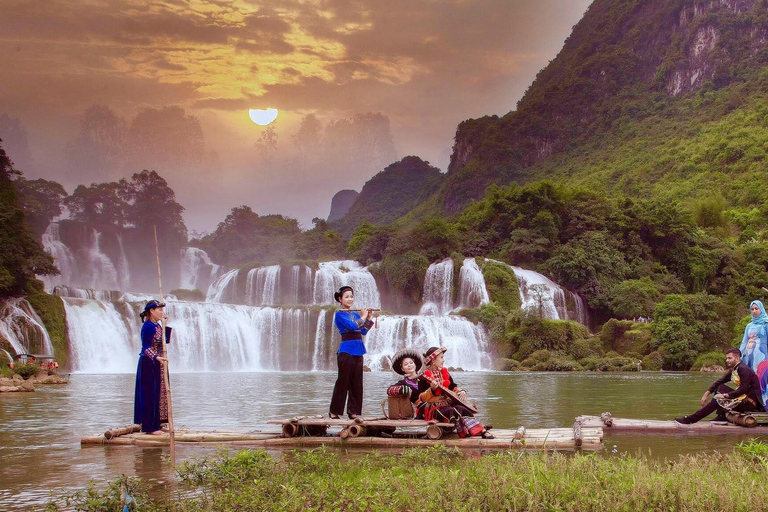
1, 371, 766, 510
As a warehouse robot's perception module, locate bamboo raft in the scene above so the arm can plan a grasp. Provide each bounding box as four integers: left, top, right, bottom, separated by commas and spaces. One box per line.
576, 411, 768, 433
81, 417, 603, 450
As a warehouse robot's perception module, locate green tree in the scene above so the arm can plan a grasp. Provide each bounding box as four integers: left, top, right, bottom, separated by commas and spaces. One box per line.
15, 177, 68, 238
0, 142, 58, 295
65, 182, 127, 228
609, 277, 660, 319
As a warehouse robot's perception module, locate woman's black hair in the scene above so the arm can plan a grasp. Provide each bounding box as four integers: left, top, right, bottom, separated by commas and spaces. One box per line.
333, 286, 354, 303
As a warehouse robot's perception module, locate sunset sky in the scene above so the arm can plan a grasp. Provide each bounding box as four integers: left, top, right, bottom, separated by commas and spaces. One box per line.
0, 0, 592, 233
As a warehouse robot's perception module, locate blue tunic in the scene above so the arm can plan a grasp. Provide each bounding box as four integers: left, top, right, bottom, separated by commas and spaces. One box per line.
334, 310, 372, 356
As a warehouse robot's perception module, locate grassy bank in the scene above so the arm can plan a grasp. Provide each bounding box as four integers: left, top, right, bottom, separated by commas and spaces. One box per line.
49, 441, 768, 511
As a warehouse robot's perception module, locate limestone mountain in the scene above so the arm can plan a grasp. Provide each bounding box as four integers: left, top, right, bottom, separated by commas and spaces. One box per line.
327, 189, 359, 223
330, 156, 445, 236
439, 0, 768, 213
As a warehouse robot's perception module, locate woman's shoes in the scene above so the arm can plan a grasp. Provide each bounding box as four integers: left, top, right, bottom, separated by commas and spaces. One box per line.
481, 431, 495, 439
329, 413, 340, 419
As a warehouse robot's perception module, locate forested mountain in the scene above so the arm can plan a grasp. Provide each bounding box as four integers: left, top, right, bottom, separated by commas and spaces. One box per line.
441, 0, 768, 212
330, 156, 445, 237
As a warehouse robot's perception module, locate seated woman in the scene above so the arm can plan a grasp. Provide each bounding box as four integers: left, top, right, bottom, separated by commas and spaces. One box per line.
386, 348, 424, 418
415, 346, 493, 439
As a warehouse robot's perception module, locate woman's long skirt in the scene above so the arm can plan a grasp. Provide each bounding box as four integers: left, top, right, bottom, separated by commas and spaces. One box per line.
133, 356, 161, 433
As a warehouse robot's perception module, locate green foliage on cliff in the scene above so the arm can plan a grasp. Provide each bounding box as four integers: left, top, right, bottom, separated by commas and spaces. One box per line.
331, 156, 445, 237
25, 280, 69, 367
0, 142, 57, 296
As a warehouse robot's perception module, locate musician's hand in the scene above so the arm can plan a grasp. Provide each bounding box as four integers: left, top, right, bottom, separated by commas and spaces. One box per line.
429, 379, 438, 391
156, 357, 167, 364
457, 390, 467, 401
714, 393, 725, 400
360, 309, 369, 321
701, 390, 711, 406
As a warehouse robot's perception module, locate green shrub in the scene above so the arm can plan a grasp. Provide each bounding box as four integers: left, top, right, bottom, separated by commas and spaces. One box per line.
543, 356, 582, 371
493, 358, 521, 371
12, 362, 38, 379
579, 356, 600, 371
641, 351, 663, 371
599, 318, 635, 352
568, 337, 603, 360
690, 351, 726, 371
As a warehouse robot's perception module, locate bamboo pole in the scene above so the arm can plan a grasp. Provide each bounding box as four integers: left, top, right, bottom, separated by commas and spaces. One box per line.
154, 225, 176, 459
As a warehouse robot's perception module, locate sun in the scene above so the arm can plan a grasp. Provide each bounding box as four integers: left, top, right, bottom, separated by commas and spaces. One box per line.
248, 108, 279, 126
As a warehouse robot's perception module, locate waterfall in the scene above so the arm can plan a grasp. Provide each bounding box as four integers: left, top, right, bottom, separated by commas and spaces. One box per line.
180, 247, 221, 291
64, 297, 331, 373
0, 298, 55, 355
419, 258, 454, 315
287, 265, 312, 305
206, 269, 240, 303
63, 299, 137, 373
61, 296, 493, 373
509, 265, 589, 325
364, 315, 491, 371
245, 265, 281, 306
312, 261, 380, 308
116, 234, 131, 291
311, 312, 327, 371
41, 222, 77, 291
85, 230, 120, 290
458, 258, 490, 309
52, 285, 122, 301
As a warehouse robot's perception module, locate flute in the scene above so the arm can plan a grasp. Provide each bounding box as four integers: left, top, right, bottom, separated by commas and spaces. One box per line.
341, 308, 381, 312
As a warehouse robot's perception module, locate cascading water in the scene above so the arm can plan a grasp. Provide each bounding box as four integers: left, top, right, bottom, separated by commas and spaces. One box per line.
85, 230, 120, 290
362, 315, 492, 371
41, 222, 77, 291
509, 265, 589, 325
245, 265, 281, 306
458, 258, 490, 309
206, 269, 240, 303
0, 298, 55, 355
419, 258, 454, 315
116, 235, 131, 291
312, 260, 380, 308
180, 247, 221, 291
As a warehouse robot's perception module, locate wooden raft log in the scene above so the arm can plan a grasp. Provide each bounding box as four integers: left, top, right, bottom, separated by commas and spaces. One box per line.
82, 427, 603, 450
104, 424, 141, 439
575, 415, 768, 433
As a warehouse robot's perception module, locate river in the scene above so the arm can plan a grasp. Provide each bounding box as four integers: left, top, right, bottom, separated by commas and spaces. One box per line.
1, 371, 766, 510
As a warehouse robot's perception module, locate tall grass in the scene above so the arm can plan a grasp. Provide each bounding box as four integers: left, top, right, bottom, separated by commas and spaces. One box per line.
48, 443, 768, 511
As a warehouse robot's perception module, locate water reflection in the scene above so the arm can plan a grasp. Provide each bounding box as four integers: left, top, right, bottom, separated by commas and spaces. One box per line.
1, 371, 766, 510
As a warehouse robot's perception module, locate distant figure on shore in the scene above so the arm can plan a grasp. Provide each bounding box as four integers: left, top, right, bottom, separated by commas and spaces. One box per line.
329, 286, 377, 420
134, 300, 171, 434
675, 348, 764, 425
739, 300, 768, 405
386, 348, 423, 418
416, 346, 494, 438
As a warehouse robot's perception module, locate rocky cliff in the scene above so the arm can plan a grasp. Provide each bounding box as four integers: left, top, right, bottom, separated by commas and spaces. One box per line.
442, 0, 768, 213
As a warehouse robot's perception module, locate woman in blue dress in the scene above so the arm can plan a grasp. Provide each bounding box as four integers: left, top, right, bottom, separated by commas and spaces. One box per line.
329, 286, 376, 419
740, 300, 768, 405
133, 300, 170, 434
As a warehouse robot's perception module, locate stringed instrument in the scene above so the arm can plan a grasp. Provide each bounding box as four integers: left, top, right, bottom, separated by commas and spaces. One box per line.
417, 371, 479, 414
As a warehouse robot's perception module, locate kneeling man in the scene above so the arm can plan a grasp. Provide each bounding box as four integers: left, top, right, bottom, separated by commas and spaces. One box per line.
676, 348, 764, 424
